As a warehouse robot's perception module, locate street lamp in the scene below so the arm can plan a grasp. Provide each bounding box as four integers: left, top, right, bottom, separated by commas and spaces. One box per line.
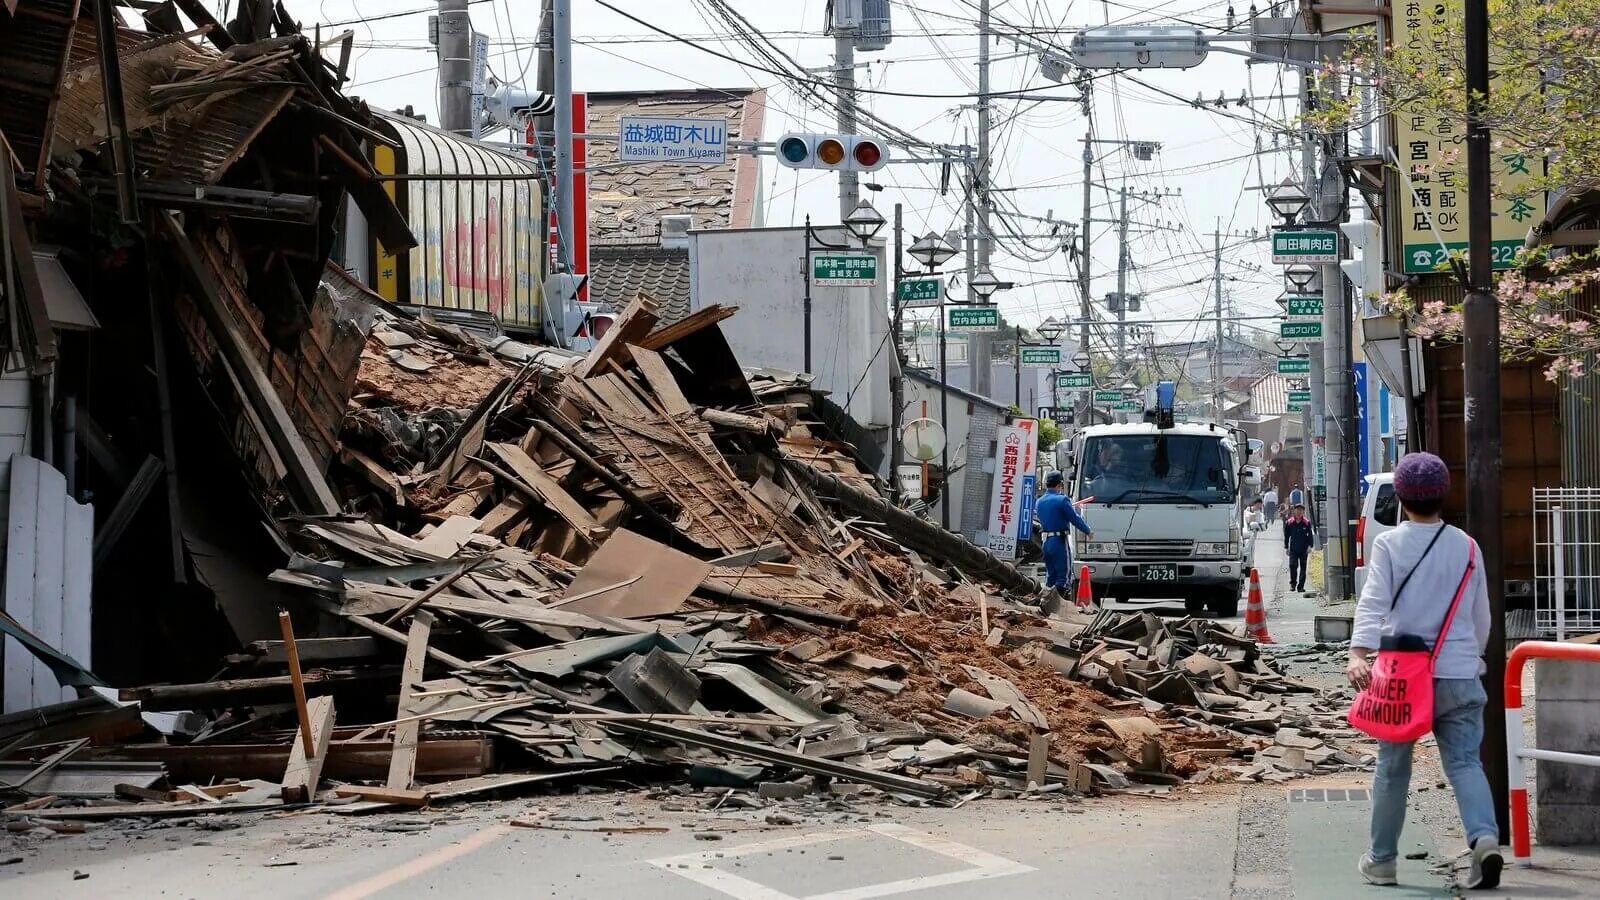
1072, 349, 1091, 371
1284, 264, 1317, 293
970, 267, 1005, 301
1037, 316, 1066, 343
843, 200, 887, 246
1266, 177, 1310, 226
908, 231, 958, 271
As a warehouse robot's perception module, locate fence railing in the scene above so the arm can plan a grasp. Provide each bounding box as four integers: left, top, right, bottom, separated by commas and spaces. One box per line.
1532, 488, 1600, 640
1504, 640, 1600, 867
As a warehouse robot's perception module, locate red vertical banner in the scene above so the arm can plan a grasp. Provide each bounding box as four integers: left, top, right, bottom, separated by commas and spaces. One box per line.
541, 93, 589, 300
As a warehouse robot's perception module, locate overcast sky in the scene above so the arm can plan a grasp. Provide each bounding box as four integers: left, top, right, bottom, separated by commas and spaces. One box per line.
277, 0, 1302, 350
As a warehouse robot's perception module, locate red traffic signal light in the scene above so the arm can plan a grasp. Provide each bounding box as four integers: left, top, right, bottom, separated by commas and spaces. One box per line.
774, 133, 889, 172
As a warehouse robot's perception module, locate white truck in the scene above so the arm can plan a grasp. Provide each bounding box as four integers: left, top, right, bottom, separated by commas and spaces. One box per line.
1066, 396, 1256, 617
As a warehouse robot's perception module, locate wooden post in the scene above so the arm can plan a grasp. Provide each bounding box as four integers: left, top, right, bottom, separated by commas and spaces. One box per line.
386, 611, 434, 791
278, 609, 314, 759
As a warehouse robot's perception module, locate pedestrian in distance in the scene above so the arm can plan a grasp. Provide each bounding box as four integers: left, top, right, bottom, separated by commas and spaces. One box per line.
1283, 503, 1314, 592
1289, 482, 1305, 508
1246, 498, 1265, 532
1034, 471, 1092, 613
1262, 487, 1279, 525
1349, 452, 1502, 890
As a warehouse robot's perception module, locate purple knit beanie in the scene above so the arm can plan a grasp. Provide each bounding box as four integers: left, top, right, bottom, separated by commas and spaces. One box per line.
1393, 452, 1450, 502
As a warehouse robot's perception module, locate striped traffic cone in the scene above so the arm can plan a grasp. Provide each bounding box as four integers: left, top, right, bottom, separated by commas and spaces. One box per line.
1244, 568, 1274, 643
1075, 566, 1093, 609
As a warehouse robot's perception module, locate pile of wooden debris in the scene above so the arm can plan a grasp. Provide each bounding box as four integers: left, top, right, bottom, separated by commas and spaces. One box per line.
2, 296, 1367, 826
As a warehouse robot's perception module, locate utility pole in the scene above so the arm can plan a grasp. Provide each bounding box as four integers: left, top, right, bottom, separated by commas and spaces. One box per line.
889, 203, 906, 503
1078, 85, 1095, 428
437, 0, 473, 135
834, 22, 858, 218
552, 0, 574, 274
1213, 222, 1225, 417
1315, 68, 1353, 602
1115, 187, 1130, 364
1462, 0, 1508, 841
970, 0, 994, 398
1299, 67, 1329, 554
534, 0, 554, 163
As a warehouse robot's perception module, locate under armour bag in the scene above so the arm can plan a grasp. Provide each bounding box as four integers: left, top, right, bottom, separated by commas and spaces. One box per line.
1347, 538, 1476, 743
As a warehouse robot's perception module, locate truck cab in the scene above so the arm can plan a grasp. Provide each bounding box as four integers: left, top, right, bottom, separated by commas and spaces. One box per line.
1068, 412, 1253, 617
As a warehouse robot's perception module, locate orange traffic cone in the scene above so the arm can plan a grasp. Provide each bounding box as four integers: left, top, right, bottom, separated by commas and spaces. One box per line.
1244, 568, 1274, 643
1075, 565, 1093, 609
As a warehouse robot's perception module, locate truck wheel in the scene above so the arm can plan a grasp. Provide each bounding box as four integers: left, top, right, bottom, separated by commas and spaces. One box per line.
1213, 587, 1241, 619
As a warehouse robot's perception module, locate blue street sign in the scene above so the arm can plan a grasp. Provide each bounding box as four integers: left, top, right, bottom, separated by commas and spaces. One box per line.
1017, 474, 1037, 542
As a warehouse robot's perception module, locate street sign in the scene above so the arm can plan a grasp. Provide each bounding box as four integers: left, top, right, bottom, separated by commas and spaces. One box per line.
947, 306, 999, 332
1037, 407, 1055, 421
896, 278, 943, 308
1113, 399, 1145, 413
1058, 372, 1094, 390
1093, 389, 1123, 403
1279, 320, 1323, 342
1271, 228, 1339, 264
1020, 346, 1061, 369
812, 254, 879, 286
1276, 356, 1311, 375
901, 417, 946, 462
1284, 296, 1324, 321
1287, 389, 1312, 403
1287, 401, 1307, 414
619, 115, 728, 164
896, 464, 924, 499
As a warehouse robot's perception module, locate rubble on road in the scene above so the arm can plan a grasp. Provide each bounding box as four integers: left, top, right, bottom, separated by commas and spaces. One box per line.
4, 295, 1374, 831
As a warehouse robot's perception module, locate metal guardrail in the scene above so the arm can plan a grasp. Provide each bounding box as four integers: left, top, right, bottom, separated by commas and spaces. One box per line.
1504, 640, 1600, 867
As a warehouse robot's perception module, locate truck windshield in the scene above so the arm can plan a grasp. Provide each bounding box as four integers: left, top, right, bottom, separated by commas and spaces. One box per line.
1078, 434, 1235, 504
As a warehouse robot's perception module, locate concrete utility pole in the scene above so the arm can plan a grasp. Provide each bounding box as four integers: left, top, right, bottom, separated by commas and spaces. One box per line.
1462, 0, 1509, 839
1315, 71, 1353, 601
1114, 187, 1130, 364
1078, 86, 1095, 428
552, 0, 574, 273
1213, 222, 1225, 417
1299, 68, 1329, 554
534, 0, 554, 164
437, 0, 473, 135
970, 0, 994, 398
834, 24, 858, 218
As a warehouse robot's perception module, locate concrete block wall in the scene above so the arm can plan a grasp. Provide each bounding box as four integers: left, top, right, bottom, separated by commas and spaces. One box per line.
960, 405, 1002, 541
1534, 657, 1600, 845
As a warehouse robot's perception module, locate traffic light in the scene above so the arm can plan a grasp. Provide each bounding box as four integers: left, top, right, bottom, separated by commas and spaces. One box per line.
1340, 217, 1383, 314
775, 133, 889, 171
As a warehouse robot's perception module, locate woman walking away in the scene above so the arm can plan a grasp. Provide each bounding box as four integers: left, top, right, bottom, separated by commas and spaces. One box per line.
1349, 452, 1502, 890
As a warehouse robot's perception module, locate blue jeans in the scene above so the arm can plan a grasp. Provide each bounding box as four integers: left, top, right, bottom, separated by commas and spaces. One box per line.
1369, 677, 1499, 862
1042, 535, 1071, 590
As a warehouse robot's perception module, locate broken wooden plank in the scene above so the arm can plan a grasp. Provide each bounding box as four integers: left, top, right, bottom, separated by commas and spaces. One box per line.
380, 554, 492, 626
117, 668, 400, 710
558, 529, 710, 619
483, 443, 607, 541
637, 304, 737, 351
415, 515, 482, 558
386, 610, 434, 791
332, 785, 430, 807
573, 293, 658, 379
246, 637, 379, 665
281, 695, 335, 803
627, 345, 694, 417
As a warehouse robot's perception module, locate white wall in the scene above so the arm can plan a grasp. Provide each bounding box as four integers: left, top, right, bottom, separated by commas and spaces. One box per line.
901, 376, 985, 532
688, 227, 890, 430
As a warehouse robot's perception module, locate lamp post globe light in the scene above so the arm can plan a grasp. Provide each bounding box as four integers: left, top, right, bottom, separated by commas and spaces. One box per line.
971, 267, 1004, 300
1265, 177, 1310, 226
1037, 316, 1066, 343
907, 231, 958, 272
1284, 264, 1317, 293
1072, 349, 1091, 371
843, 200, 887, 246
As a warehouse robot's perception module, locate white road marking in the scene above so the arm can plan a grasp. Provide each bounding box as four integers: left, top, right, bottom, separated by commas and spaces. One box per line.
647, 823, 1034, 900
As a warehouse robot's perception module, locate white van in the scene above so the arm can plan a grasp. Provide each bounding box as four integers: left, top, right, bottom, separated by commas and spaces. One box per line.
1354, 473, 1399, 596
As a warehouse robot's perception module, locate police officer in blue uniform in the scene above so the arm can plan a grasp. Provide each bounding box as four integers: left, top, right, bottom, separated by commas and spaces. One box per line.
1034, 471, 1093, 611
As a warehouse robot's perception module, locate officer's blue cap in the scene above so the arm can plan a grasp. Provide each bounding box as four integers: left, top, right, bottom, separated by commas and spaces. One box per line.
1045, 472, 1064, 487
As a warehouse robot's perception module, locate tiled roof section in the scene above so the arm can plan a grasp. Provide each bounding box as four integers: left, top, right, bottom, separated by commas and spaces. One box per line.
588, 241, 692, 323
1250, 373, 1293, 416
585, 90, 757, 242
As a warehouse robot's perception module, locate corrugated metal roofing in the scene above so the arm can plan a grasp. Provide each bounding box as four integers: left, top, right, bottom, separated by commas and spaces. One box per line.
0, 0, 81, 187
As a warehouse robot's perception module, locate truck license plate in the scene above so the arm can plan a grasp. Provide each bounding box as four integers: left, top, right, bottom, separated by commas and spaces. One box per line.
1139, 563, 1178, 583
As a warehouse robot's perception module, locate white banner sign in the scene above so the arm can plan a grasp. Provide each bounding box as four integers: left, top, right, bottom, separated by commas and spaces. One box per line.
985, 419, 1038, 561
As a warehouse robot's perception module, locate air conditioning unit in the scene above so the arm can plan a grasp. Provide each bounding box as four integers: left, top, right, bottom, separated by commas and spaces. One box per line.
659, 214, 693, 249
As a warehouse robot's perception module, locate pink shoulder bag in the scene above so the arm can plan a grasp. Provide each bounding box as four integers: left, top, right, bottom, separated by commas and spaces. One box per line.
1347, 530, 1476, 742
